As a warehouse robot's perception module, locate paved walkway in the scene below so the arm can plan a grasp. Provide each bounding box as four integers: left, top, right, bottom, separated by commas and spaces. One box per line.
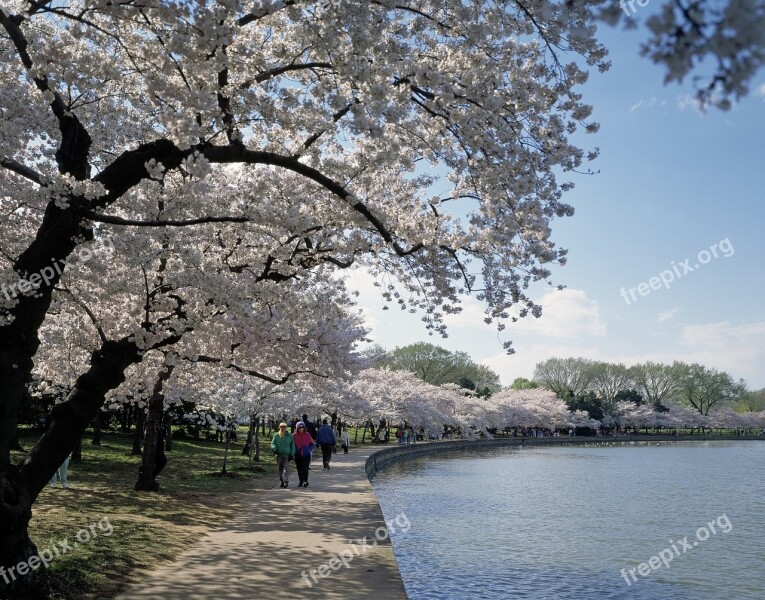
117, 448, 406, 600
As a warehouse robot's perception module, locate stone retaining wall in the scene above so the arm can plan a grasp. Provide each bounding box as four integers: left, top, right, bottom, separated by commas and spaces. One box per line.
364, 435, 763, 480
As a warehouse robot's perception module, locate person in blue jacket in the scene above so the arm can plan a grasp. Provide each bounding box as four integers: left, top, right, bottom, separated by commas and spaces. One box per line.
316, 419, 336, 469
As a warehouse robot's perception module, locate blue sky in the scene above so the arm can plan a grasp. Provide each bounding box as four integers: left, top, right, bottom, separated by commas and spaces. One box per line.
353, 20, 765, 390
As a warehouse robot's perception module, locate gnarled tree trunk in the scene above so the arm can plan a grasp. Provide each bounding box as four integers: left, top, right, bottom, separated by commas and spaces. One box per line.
135, 366, 174, 492
132, 407, 145, 456
1, 337, 142, 596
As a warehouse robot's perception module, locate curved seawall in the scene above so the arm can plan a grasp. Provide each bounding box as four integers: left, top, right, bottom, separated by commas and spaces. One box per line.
365, 434, 763, 480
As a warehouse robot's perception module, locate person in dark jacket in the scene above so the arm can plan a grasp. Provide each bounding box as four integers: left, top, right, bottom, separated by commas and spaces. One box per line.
316, 419, 336, 469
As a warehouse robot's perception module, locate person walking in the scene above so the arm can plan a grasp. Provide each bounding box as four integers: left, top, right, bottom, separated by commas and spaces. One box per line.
293, 421, 315, 488
316, 419, 336, 469
301, 413, 317, 469
270, 422, 295, 488
340, 427, 350, 454
50, 454, 71, 488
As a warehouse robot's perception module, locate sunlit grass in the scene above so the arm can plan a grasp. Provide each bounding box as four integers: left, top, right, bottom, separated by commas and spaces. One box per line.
12, 430, 276, 599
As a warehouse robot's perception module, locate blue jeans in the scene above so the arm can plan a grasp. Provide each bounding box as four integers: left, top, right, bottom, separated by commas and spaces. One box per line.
50, 457, 70, 486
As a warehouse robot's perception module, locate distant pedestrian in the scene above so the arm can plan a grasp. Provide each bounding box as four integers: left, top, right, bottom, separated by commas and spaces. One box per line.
317, 419, 336, 469
293, 421, 315, 488
271, 422, 295, 488
301, 413, 317, 469
301, 414, 318, 440
341, 427, 350, 454
50, 454, 71, 489
396, 426, 404, 445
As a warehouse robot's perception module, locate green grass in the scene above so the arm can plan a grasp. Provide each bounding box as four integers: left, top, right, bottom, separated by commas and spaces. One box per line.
11, 430, 277, 599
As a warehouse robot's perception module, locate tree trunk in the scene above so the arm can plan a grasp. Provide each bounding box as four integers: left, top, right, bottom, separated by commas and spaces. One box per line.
120, 403, 131, 432
135, 366, 174, 492
243, 415, 255, 456
11, 428, 23, 452
1, 337, 143, 595
71, 435, 83, 463
132, 406, 145, 456
253, 419, 261, 462
0, 467, 36, 598
91, 413, 102, 445
164, 415, 172, 452
221, 431, 231, 475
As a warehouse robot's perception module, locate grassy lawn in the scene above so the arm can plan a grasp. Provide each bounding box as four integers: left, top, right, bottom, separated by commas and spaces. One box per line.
11, 430, 277, 599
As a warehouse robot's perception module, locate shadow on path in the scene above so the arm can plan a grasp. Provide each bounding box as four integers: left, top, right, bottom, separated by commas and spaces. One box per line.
116, 450, 406, 599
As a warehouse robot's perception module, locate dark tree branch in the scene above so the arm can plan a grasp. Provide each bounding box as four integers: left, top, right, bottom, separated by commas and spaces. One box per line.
194, 355, 327, 384
0, 159, 44, 185
85, 213, 250, 227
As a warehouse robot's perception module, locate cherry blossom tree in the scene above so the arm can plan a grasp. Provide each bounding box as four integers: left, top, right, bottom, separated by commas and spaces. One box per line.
485, 388, 599, 431
349, 368, 459, 438
0, 0, 612, 588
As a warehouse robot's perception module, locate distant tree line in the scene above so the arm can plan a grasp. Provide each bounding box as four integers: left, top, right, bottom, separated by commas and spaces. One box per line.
532, 358, 752, 420
369, 342, 502, 397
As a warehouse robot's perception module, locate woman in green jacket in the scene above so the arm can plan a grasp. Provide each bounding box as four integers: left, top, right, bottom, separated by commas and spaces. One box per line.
271, 422, 296, 488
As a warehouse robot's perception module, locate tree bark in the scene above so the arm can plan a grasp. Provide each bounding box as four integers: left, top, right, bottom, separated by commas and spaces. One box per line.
243, 414, 256, 456
135, 366, 174, 492
71, 435, 83, 464
221, 430, 231, 475
254, 420, 260, 462
132, 406, 145, 456
164, 415, 172, 452
121, 403, 131, 433
91, 413, 102, 445
11, 428, 23, 452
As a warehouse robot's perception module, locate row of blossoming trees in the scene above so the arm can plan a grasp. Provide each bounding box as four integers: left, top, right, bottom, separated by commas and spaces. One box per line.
192, 367, 765, 444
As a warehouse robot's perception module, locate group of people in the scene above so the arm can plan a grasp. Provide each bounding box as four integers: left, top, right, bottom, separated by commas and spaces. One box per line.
270, 414, 351, 488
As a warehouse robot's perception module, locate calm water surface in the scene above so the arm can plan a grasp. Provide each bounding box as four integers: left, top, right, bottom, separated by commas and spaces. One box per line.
372, 441, 765, 599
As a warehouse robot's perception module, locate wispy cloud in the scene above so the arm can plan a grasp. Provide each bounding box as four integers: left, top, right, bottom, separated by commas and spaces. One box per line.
509, 288, 607, 339
657, 308, 680, 323
485, 320, 765, 390
630, 96, 666, 113
757, 83, 765, 101
676, 94, 703, 113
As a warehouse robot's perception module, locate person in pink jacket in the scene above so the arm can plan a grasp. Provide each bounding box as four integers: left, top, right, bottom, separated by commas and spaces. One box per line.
293, 421, 315, 488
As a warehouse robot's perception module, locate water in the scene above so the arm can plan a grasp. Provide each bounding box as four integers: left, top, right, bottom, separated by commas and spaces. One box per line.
372, 441, 765, 600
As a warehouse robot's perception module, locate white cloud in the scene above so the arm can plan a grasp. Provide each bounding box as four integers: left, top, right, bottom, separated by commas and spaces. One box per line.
676, 94, 703, 113
509, 288, 607, 339
676, 321, 765, 387
756, 83, 765, 101
483, 343, 604, 386
657, 308, 680, 322
588, 321, 765, 390
485, 319, 765, 390
443, 295, 492, 329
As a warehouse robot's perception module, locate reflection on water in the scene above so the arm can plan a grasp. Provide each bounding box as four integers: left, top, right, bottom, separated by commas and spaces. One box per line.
372, 441, 765, 600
